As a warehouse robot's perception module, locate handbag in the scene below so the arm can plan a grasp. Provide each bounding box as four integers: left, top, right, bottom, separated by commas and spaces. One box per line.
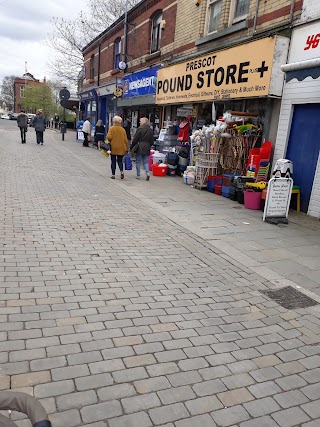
101, 142, 111, 151
87, 135, 92, 142
124, 154, 133, 170
130, 142, 139, 153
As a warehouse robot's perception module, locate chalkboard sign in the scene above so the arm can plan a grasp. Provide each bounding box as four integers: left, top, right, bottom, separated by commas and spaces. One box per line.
263, 177, 293, 224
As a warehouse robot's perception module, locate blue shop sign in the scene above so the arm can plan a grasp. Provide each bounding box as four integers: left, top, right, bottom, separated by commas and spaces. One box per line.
79, 89, 97, 101
123, 66, 160, 98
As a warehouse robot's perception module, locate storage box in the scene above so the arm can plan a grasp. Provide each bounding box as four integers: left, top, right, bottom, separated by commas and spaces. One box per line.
152, 164, 168, 176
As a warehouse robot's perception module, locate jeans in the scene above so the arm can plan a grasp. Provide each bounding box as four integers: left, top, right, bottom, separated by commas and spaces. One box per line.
19, 127, 27, 143
135, 154, 149, 176
36, 131, 44, 144
111, 155, 124, 175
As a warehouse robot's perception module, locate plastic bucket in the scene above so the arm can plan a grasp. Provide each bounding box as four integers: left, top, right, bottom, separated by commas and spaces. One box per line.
214, 184, 222, 195
153, 153, 166, 164
152, 164, 168, 176
244, 190, 262, 210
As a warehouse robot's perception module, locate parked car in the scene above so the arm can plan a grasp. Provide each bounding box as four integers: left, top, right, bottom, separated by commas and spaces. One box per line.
28, 114, 36, 126
9, 112, 18, 120
1, 114, 10, 120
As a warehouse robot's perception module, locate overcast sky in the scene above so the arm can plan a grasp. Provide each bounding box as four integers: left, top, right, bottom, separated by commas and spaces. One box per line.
0, 0, 88, 84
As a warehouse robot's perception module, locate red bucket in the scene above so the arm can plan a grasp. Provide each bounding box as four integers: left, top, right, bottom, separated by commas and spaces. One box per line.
214, 184, 222, 195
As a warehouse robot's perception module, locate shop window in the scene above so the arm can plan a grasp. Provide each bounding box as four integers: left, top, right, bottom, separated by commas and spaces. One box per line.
90, 54, 95, 80
151, 12, 162, 53
114, 38, 121, 69
207, 0, 222, 34
230, 0, 250, 24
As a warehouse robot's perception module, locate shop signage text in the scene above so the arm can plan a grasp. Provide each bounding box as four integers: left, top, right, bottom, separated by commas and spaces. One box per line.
156, 38, 276, 104
123, 66, 160, 98
289, 22, 320, 63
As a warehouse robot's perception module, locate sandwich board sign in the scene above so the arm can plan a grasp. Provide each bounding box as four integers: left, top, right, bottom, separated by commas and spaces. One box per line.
263, 177, 293, 224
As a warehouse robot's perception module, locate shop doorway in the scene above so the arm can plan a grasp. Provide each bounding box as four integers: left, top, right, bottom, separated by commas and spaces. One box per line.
286, 103, 320, 213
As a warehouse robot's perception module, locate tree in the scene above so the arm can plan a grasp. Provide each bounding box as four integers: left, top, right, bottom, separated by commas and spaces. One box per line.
0, 75, 16, 111
46, 0, 140, 83
20, 83, 55, 116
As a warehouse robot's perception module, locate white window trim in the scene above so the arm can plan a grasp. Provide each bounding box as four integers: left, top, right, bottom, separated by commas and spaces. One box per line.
229, 0, 249, 27
205, 0, 222, 36
151, 12, 162, 54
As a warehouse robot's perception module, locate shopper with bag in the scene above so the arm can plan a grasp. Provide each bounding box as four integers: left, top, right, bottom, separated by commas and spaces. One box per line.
106, 116, 128, 179
82, 117, 91, 147
130, 117, 154, 180
94, 119, 105, 150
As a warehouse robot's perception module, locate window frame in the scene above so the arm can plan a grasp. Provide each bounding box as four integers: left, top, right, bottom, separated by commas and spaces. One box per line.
206, 0, 222, 35
150, 12, 162, 54
229, 0, 250, 26
114, 38, 122, 70
90, 54, 95, 80
20, 85, 25, 99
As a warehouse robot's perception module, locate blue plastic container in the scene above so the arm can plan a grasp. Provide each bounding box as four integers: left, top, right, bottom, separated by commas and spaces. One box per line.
207, 180, 215, 193
222, 185, 230, 198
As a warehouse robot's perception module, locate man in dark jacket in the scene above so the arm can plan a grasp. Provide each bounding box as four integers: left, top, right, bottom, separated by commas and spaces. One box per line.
33, 110, 46, 145
123, 117, 132, 150
130, 117, 154, 180
16, 109, 28, 144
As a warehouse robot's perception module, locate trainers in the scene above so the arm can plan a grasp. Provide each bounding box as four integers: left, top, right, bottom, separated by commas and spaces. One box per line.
121, 172, 124, 180
111, 176, 115, 179
146, 175, 150, 181
136, 176, 140, 180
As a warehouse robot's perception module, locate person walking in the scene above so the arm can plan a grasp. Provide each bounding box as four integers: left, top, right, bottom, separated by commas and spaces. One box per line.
94, 119, 105, 150
82, 117, 91, 147
123, 116, 132, 151
32, 109, 46, 145
106, 116, 128, 180
130, 117, 154, 181
54, 114, 59, 129
16, 108, 28, 144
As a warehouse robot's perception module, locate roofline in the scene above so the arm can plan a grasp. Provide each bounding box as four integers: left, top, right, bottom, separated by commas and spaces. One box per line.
82, 0, 146, 53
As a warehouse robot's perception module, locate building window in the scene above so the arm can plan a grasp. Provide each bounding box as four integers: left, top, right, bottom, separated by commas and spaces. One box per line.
114, 38, 121, 69
20, 86, 25, 98
90, 55, 95, 80
207, 0, 222, 34
151, 12, 162, 53
234, 0, 249, 20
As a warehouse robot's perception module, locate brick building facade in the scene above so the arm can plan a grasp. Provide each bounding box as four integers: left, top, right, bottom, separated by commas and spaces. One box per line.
13, 73, 42, 113
80, 0, 303, 139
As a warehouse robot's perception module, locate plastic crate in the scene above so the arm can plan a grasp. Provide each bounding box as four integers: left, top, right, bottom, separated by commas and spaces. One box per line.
222, 174, 235, 187
152, 164, 168, 176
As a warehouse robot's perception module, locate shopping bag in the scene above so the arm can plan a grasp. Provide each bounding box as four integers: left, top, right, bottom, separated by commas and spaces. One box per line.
101, 149, 109, 157
124, 154, 133, 170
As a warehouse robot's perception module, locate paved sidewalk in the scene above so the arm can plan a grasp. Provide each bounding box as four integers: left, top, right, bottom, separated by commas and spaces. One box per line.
0, 127, 319, 427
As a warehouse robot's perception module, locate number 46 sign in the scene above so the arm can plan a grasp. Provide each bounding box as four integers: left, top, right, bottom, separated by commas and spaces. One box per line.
304, 33, 320, 50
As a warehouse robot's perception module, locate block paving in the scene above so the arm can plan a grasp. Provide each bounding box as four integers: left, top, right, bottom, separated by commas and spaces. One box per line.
0, 125, 320, 426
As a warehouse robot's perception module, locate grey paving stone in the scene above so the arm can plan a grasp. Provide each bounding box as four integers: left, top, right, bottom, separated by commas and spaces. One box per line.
221, 373, 255, 390
108, 411, 152, 427
149, 403, 189, 425
155, 350, 187, 363
175, 414, 217, 427
244, 397, 281, 417
217, 388, 254, 407
49, 409, 81, 427
113, 367, 148, 383
34, 380, 75, 398
300, 355, 320, 370
121, 393, 161, 413
89, 359, 125, 374
51, 364, 90, 381
271, 407, 310, 427
301, 367, 320, 384
199, 365, 231, 380
158, 385, 196, 404
301, 400, 320, 419
178, 357, 209, 371
211, 405, 250, 426
274, 389, 311, 409
248, 381, 282, 398
134, 376, 171, 394
167, 371, 202, 387
250, 367, 283, 383
240, 416, 279, 427
81, 400, 122, 423
275, 374, 308, 391
185, 396, 223, 415
75, 373, 113, 391
146, 362, 180, 377
301, 383, 320, 400
193, 379, 227, 396
98, 383, 136, 401
56, 390, 97, 411
276, 349, 305, 362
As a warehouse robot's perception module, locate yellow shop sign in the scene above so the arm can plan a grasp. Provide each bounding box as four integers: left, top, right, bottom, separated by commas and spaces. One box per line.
156, 38, 277, 104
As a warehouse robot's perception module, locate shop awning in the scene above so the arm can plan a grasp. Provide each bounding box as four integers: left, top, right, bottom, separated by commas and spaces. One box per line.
281, 58, 320, 83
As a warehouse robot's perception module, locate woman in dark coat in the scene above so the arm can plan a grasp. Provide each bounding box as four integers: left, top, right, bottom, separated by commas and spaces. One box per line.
32, 109, 46, 145
130, 117, 154, 180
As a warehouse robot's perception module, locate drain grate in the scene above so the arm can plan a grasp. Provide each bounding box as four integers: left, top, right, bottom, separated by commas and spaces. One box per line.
261, 286, 319, 310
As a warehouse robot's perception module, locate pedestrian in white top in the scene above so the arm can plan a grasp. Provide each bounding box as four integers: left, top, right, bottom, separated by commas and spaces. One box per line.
82, 117, 91, 147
